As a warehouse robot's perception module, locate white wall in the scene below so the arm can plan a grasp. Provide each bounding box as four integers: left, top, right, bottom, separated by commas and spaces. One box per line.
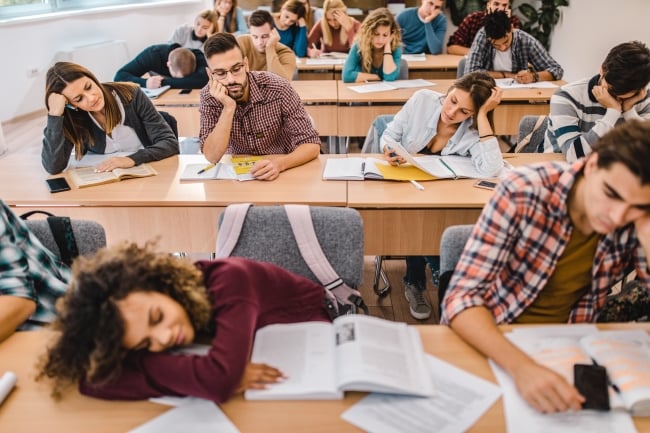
0, 0, 649, 121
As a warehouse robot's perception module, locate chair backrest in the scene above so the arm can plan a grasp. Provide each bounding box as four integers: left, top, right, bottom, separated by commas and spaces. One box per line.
361, 114, 395, 153
516, 115, 549, 153
456, 56, 467, 78
398, 57, 409, 80
24, 219, 107, 259
158, 110, 179, 139
217, 205, 364, 288
437, 224, 473, 312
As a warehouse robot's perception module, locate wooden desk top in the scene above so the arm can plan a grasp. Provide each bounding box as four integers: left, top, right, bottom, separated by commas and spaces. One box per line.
151, 88, 201, 106
0, 154, 346, 208
338, 80, 564, 103
2, 324, 649, 433
347, 153, 565, 208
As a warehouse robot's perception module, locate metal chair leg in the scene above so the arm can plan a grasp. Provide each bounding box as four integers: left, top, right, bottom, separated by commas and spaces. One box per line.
373, 255, 391, 296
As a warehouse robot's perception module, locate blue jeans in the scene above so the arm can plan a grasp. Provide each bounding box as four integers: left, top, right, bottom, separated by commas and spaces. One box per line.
404, 255, 440, 289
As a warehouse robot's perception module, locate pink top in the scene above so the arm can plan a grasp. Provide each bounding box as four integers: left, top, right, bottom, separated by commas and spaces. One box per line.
308, 18, 360, 53
79, 257, 330, 403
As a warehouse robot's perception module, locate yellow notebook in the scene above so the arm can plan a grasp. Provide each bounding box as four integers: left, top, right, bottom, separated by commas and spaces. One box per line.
68, 164, 158, 188
231, 155, 263, 177
323, 157, 435, 181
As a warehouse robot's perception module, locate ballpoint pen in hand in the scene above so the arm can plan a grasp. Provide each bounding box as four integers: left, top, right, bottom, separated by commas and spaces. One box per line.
197, 163, 215, 174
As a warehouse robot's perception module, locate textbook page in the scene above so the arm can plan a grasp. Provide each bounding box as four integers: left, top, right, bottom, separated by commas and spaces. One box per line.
334, 315, 434, 397
491, 359, 636, 433
402, 53, 426, 61
341, 355, 501, 433
495, 79, 558, 89
67, 151, 131, 169
580, 330, 650, 416
245, 321, 341, 400
322, 157, 408, 181
127, 398, 240, 433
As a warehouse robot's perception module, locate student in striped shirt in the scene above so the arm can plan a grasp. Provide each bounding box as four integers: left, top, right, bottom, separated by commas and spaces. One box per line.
442, 120, 650, 414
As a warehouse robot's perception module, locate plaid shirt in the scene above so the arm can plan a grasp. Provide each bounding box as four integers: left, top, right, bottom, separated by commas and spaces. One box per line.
199, 71, 320, 155
447, 11, 520, 48
0, 201, 71, 329
441, 160, 650, 325
466, 28, 564, 80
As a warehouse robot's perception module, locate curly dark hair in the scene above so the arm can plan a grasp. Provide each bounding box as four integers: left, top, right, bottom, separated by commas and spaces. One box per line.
484, 10, 512, 41
37, 242, 212, 399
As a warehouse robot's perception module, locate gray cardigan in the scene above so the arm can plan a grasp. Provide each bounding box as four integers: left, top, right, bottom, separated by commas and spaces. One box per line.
42, 87, 179, 174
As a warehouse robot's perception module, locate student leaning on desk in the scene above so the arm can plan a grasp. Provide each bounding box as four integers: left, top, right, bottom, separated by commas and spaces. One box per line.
441, 120, 650, 414
37, 243, 331, 402
42, 62, 179, 175
381, 71, 503, 321
199, 33, 320, 181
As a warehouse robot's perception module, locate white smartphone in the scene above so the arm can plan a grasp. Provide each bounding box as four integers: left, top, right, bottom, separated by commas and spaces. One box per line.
474, 180, 498, 190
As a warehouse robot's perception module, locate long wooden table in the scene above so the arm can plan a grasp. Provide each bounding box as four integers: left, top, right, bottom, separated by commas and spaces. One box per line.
337, 79, 563, 137
2, 324, 649, 433
1, 153, 347, 253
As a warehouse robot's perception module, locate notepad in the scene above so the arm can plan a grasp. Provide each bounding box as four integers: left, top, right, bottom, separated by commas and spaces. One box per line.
180, 156, 263, 181
402, 53, 427, 62
67, 163, 158, 188
142, 85, 171, 98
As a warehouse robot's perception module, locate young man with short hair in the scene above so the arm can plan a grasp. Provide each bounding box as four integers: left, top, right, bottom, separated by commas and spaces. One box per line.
396, 0, 447, 55
543, 40, 650, 162
465, 10, 562, 83
442, 119, 650, 413
236, 10, 297, 81
199, 33, 320, 181
447, 0, 520, 56
114, 43, 209, 89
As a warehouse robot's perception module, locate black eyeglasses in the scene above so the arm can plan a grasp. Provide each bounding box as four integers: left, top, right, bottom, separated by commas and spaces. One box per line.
211, 62, 245, 80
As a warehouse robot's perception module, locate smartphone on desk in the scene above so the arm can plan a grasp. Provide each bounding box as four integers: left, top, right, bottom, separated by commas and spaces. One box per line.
179, 88, 192, 95
474, 180, 497, 190
46, 177, 71, 193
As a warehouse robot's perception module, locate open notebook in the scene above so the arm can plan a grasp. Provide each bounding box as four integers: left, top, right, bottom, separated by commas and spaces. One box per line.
142, 85, 171, 99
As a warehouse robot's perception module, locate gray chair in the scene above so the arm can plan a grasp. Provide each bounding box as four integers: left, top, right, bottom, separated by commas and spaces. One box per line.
456, 56, 467, 78
217, 205, 364, 289
398, 57, 409, 80
437, 225, 473, 313
360, 114, 394, 154
25, 218, 107, 259
515, 115, 549, 153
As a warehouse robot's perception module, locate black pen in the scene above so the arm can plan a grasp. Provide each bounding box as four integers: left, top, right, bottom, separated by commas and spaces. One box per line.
197, 163, 215, 174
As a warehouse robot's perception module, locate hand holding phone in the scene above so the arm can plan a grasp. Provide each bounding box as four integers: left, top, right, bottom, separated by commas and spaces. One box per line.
46, 177, 71, 193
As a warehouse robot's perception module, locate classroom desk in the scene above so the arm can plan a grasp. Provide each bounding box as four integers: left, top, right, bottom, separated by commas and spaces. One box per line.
296, 57, 338, 80
337, 80, 564, 137
351, 153, 564, 255
0, 154, 347, 253
332, 54, 463, 80
2, 323, 649, 433
151, 82, 338, 138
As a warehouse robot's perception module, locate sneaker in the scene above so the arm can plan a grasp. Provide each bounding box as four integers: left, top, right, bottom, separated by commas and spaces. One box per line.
404, 282, 432, 320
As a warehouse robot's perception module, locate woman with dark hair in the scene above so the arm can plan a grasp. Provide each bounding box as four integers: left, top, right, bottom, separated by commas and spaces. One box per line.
42, 62, 178, 175
273, 0, 308, 57
38, 242, 331, 403
380, 71, 504, 321
214, 0, 248, 35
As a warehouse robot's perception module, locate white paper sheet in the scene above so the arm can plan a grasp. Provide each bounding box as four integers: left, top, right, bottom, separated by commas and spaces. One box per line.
341, 355, 501, 433
495, 79, 559, 89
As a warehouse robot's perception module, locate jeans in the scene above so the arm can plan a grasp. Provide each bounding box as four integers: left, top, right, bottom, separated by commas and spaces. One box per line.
404, 255, 440, 290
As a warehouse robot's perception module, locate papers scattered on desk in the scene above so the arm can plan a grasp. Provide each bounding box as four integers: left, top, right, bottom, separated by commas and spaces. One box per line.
341, 355, 501, 433
127, 398, 240, 433
348, 79, 435, 93
402, 53, 426, 62
142, 85, 171, 99
305, 58, 346, 65
180, 156, 262, 181
495, 79, 558, 89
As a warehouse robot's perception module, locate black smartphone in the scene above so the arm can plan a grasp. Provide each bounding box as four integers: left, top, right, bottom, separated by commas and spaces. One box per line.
574, 363, 610, 410
179, 88, 192, 95
474, 180, 498, 190
46, 177, 71, 193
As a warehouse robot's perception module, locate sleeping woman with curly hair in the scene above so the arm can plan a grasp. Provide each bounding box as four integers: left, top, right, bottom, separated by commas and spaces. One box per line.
37, 242, 331, 402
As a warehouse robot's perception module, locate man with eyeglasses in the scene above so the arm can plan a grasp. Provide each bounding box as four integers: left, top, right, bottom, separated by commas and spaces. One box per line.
396, 0, 447, 55
236, 10, 297, 81
447, 0, 520, 56
465, 10, 562, 84
199, 33, 320, 181
543, 41, 650, 162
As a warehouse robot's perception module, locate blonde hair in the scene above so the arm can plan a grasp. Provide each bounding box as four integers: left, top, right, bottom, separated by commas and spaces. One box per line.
321, 0, 349, 47
355, 8, 401, 74
197, 8, 218, 34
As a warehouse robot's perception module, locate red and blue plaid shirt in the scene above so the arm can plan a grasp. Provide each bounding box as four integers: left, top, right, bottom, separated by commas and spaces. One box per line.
442, 160, 650, 324
199, 71, 320, 155
447, 11, 520, 48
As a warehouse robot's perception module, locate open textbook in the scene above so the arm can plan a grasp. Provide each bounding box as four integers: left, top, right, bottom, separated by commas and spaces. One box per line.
506, 327, 650, 417
68, 163, 157, 188
244, 315, 434, 400
323, 157, 435, 181
180, 156, 263, 181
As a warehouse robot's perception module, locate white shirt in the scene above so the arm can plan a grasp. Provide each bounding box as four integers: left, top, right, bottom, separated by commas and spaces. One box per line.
493, 47, 513, 72
87, 92, 144, 154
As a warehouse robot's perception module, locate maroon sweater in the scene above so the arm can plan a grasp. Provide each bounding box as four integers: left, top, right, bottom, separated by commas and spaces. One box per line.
79, 257, 331, 403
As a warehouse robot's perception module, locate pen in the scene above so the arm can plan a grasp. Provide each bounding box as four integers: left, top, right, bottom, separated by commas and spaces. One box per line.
197, 163, 215, 174
410, 180, 425, 191
386, 145, 400, 166
439, 158, 458, 179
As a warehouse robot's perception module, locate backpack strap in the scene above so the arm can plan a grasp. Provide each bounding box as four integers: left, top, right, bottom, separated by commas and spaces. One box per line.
513, 115, 547, 153
284, 204, 368, 317
215, 203, 252, 258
